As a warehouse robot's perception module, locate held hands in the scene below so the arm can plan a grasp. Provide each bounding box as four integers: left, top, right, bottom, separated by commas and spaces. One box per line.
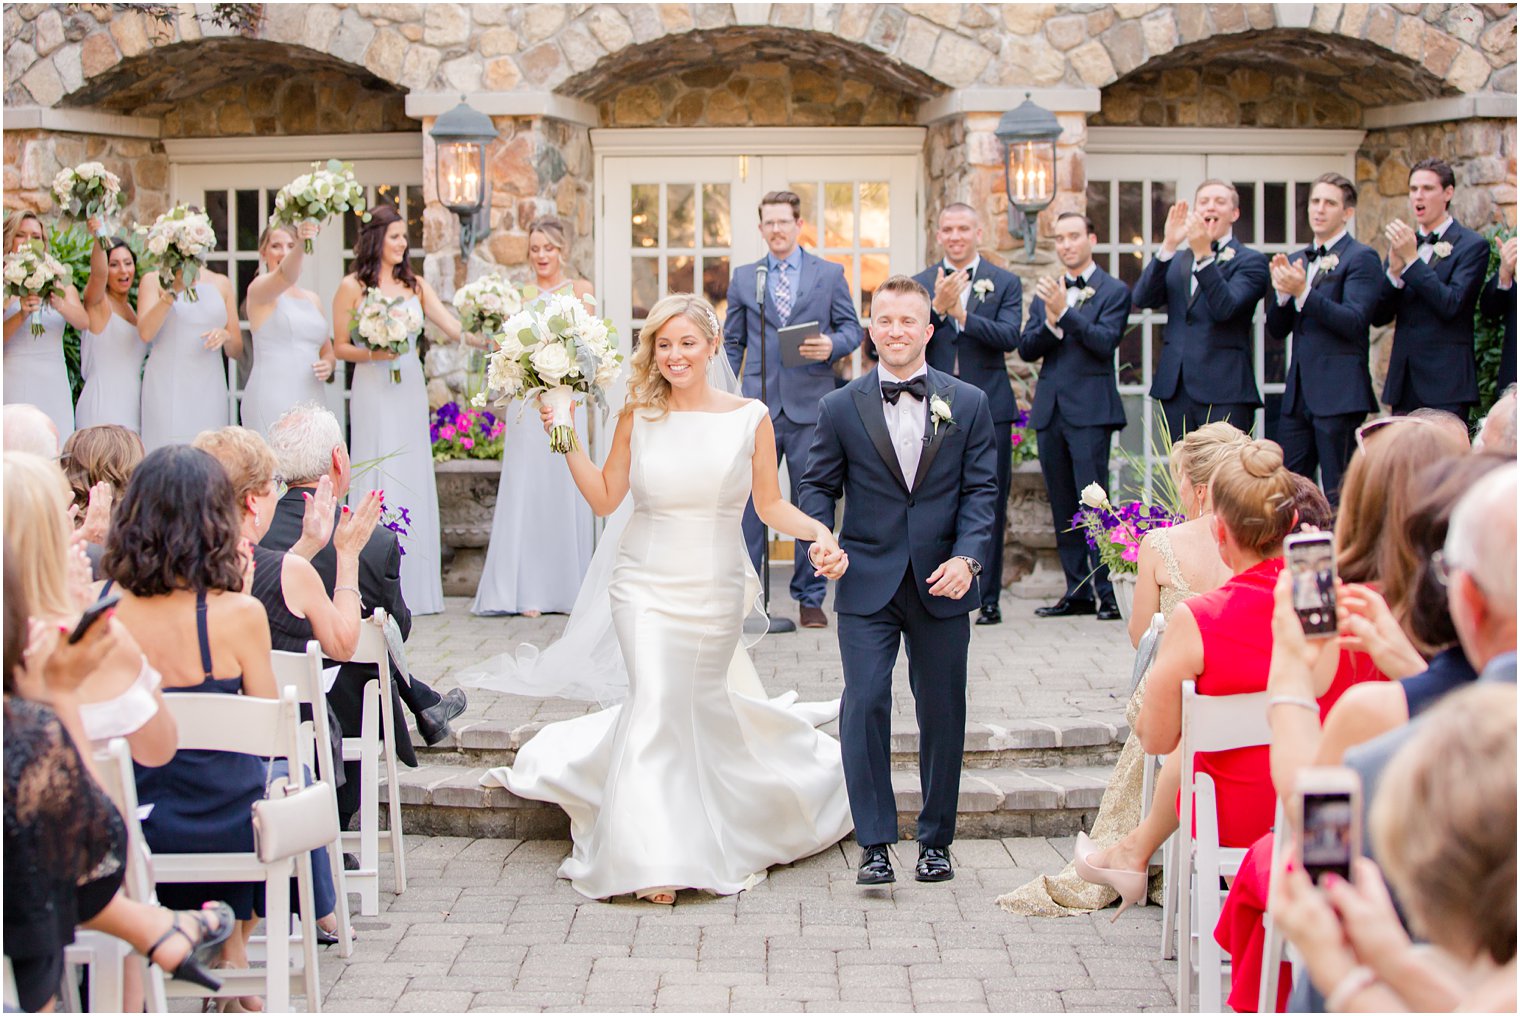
334, 490, 383, 559
1035, 276, 1065, 329
807, 531, 849, 581
932, 267, 969, 324
1385, 219, 1418, 274
927, 557, 974, 599
1161, 200, 1190, 252
1270, 253, 1309, 299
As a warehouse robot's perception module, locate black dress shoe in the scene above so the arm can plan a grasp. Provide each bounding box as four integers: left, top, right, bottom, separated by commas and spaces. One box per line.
1096, 601, 1122, 621
1033, 596, 1096, 618
416, 688, 468, 746
915, 844, 954, 882
857, 844, 895, 885
975, 605, 1002, 626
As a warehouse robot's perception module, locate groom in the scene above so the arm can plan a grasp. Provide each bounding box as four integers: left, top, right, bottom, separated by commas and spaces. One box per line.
800, 275, 999, 884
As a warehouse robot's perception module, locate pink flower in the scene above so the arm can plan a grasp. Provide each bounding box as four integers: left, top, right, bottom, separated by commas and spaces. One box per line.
460, 437, 474, 449
1121, 544, 1140, 563
1011, 434, 1023, 446
489, 423, 504, 438
440, 424, 457, 440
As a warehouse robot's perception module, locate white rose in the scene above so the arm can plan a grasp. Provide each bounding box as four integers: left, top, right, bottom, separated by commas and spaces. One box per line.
148, 234, 169, 256
24, 271, 44, 290
4, 262, 27, 284
530, 341, 572, 383
313, 177, 335, 202
1080, 483, 1109, 510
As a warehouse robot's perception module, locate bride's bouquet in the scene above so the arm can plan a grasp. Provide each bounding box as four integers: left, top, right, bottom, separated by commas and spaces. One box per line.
272, 159, 369, 253
476, 290, 621, 453
452, 272, 528, 339
136, 205, 216, 301
3, 241, 70, 336
350, 287, 420, 384
51, 162, 122, 239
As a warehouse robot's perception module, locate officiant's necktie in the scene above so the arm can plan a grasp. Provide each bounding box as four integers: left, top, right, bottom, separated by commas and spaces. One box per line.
774, 266, 794, 325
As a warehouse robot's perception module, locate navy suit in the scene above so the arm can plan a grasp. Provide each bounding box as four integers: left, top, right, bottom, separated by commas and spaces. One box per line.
1480, 270, 1516, 392
1372, 219, 1489, 416
800, 367, 999, 848
1017, 266, 1130, 604
1265, 233, 1381, 503
913, 260, 1022, 611
1135, 238, 1269, 437
725, 250, 862, 608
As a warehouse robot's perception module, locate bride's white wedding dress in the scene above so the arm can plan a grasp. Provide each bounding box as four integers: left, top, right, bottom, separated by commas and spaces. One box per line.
481, 399, 852, 899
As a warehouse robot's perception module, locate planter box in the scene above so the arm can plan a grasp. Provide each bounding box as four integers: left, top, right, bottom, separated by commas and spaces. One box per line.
435, 458, 501, 597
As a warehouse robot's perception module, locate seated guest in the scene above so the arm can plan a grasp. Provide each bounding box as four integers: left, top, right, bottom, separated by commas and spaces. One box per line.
3, 451, 175, 766
4, 548, 234, 1013
103, 446, 337, 1007
1271, 682, 1516, 1012
3, 403, 59, 457
1286, 473, 1334, 534
261, 403, 466, 826
1405, 406, 1471, 449
61, 423, 143, 550
1475, 384, 1517, 456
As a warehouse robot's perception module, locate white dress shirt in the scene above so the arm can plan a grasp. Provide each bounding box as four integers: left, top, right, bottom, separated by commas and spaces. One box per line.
1276, 228, 1348, 310
1386, 216, 1453, 289
880, 363, 928, 489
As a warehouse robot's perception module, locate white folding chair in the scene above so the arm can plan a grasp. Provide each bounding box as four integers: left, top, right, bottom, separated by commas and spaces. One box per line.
1175, 680, 1273, 1013
271, 642, 354, 958
1258, 800, 1292, 1012
1125, 612, 1172, 917
342, 608, 408, 915
154, 689, 322, 1013
63, 738, 168, 1013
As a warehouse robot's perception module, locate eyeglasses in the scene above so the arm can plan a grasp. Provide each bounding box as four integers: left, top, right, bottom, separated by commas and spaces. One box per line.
760, 219, 797, 232
270, 473, 288, 499
1354, 415, 1432, 451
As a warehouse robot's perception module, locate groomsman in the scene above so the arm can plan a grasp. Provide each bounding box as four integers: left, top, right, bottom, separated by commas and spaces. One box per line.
912, 203, 1022, 626
1135, 180, 1270, 438
1480, 235, 1516, 391
1372, 158, 1490, 418
1265, 172, 1382, 505
725, 190, 863, 629
1017, 212, 1131, 620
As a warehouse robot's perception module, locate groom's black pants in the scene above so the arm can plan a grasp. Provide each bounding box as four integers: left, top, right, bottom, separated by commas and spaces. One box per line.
837, 563, 969, 849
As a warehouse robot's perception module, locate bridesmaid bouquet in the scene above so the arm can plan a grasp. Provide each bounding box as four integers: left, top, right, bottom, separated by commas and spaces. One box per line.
136, 205, 216, 301
451, 273, 528, 339
3, 241, 70, 336
51, 162, 122, 239
350, 287, 420, 384
477, 290, 621, 453
1071, 484, 1182, 575
272, 159, 369, 253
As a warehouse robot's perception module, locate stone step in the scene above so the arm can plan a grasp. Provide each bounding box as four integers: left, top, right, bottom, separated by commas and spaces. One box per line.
411, 713, 1131, 771
379, 760, 1113, 841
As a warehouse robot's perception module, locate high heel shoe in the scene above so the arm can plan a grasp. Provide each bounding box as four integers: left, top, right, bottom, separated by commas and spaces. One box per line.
146, 901, 234, 990
1072, 831, 1148, 923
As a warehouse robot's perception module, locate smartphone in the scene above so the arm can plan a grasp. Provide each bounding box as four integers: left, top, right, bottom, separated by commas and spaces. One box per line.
1284, 531, 1337, 638
1296, 766, 1362, 883
67, 592, 120, 645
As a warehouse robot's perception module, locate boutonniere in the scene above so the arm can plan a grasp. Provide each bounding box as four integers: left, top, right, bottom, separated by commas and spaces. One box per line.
929, 393, 954, 436
1216, 246, 1236, 263
1433, 241, 1453, 260
972, 278, 994, 303
1318, 254, 1339, 273
1076, 285, 1097, 306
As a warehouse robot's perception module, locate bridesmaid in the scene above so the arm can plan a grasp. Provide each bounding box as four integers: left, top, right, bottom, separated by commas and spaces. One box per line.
240, 220, 335, 435
472, 217, 594, 617
76, 215, 146, 432
3, 210, 87, 441
136, 245, 241, 452
331, 205, 458, 616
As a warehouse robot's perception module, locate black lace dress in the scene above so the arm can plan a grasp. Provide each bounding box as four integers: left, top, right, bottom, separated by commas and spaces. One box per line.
4, 697, 127, 1011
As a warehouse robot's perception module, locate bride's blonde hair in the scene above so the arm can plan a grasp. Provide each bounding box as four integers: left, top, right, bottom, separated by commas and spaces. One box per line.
624, 293, 723, 418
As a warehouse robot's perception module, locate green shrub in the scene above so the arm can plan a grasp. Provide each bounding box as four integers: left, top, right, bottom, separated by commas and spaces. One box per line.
1475, 223, 1516, 421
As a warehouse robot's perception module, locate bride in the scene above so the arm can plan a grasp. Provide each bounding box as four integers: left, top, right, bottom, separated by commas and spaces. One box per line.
477, 293, 854, 903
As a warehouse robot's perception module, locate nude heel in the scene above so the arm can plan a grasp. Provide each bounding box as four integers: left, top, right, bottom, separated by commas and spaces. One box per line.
1072, 831, 1148, 923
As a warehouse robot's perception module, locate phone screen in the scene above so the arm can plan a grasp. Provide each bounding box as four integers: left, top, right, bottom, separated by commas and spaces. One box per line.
1286, 534, 1337, 637
1301, 791, 1356, 882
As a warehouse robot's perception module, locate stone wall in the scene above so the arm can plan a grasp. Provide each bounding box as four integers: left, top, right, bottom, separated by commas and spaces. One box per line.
2, 128, 168, 223
598, 63, 919, 128
158, 70, 411, 138
1356, 117, 1518, 237
1092, 66, 1363, 128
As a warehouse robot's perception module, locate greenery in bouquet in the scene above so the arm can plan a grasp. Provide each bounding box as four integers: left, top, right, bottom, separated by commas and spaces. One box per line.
1010, 406, 1038, 466
475, 290, 622, 453
431, 401, 505, 462
273, 159, 369, 252
1071, 483, 1182, 576
452, 272, 531, 338
135, 204, 215, 301
350, 287, 420, 384
3, 240, 71, 336
51, 163, 122, 239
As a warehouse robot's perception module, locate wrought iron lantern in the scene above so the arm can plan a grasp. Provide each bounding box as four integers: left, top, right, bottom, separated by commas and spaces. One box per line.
995, 93, 1062, 261
430, 96, 499, 259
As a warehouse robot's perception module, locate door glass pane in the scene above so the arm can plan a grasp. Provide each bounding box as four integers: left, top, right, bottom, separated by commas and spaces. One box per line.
1118, 249, 1143, 288
860, 253, 890, 316
236, 259, 259, 308
858, 183, 889, 248
631, 185, 658, 249
1265, 333, 1287, 385
1118, 322, 1145, 387
704, 255, 730, 317
1118, 182, 1143, 248
823, 182, 853, 248
668, 254, 694, 295
406, 185, 425, 248
631, 257, 657, 319
204, 191, 229, 250
235, 189, 259, 251
1234, 182, 1256, 243
667, 184, 694, 248
702, 184, 730, 247
789, 182, 818, 247
1294, 181, 1312, 245
1263, 182, 1287, 245
1150, 181, 1176, 244
1087, 181, 1111, 244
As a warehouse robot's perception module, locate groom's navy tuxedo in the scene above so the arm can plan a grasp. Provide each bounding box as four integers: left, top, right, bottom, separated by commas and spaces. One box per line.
800, 365, 999, 848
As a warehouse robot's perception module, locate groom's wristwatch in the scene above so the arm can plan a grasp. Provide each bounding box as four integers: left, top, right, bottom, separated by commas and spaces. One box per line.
955, 556, 982, 577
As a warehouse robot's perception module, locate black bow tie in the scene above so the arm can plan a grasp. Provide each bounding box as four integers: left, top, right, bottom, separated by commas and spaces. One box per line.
1064, 276, 1085, 289
881, 376, 927, 405
1210, 239, 1226, 254
1305, 245, 1331, 262
1417, 231, 1438, 247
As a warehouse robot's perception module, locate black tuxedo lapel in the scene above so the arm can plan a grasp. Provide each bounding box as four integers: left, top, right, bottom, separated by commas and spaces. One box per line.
1183, 249, 1202, 313
911, 376, 956, 490
851, 375, 910, 492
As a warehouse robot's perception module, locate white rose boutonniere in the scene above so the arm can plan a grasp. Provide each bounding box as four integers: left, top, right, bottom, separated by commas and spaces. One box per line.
1080, 482, 1112, 510
1076, 285, 1097, 305
972, 278, 994, 303
1318, 254, 1339, 273
1433, 240, 1453, 260
1216, 246, 1236, 263
929, 393, 954, 435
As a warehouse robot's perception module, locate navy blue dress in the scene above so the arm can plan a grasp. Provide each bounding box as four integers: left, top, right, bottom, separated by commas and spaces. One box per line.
1400, 645, 1479, 718
131, 589, 335, 920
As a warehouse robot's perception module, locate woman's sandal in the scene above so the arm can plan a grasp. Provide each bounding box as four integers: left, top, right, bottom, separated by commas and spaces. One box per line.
146, 901, 235, 990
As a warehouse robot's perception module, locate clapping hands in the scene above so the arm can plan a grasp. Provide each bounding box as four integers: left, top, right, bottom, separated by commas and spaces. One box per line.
932, 267, 969, 324
1035, 276, 1065, 329
334, 490, 383, 558
1270, 253, 1308, 299
1384, 219, 1419, 273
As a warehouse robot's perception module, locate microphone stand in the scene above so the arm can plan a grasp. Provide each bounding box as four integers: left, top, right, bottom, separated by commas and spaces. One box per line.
755, 263, 796, 635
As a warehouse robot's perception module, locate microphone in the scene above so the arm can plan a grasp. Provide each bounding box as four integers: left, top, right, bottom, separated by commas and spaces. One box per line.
755, 263, 768, 306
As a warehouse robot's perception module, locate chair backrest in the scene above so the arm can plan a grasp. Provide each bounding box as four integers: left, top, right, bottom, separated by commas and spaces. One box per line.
91, 738, 157, 905
349, 607, 391, 670
269, 642, 325, 704
163, 687, 302, 767
1180, 680, 1273, 757
1129, 611, 1167, 696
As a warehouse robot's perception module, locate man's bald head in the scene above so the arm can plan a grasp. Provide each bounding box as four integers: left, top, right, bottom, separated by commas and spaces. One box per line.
3, 404, 58, 458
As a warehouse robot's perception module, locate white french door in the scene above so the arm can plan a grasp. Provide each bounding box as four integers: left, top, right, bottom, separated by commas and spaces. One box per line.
1086, 129, 1361, 498
167, 135, 424, 434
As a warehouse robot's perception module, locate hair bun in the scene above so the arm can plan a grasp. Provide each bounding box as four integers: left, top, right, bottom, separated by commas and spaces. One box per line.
1239, 439, 1284, 478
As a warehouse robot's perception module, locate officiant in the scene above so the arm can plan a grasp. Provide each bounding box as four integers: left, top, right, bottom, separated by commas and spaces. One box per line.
723, 189, 862, 630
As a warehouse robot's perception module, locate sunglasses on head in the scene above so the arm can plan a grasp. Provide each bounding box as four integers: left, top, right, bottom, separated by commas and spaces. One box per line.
1354, 415, 1432, 451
